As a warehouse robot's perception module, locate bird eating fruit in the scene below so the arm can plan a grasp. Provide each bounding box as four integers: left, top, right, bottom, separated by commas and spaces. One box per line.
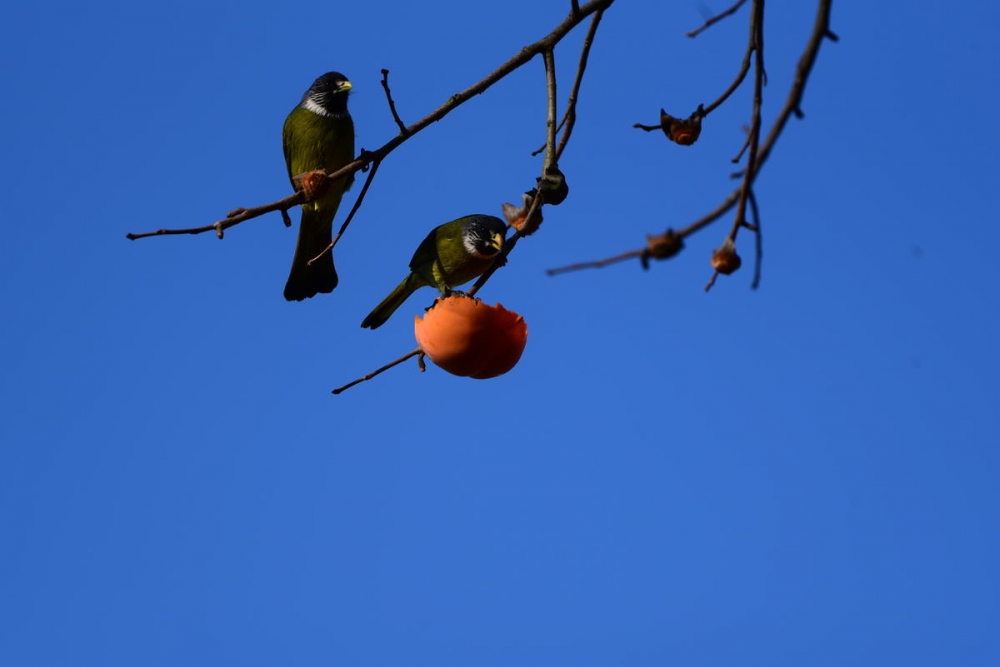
361, 215, 508, 330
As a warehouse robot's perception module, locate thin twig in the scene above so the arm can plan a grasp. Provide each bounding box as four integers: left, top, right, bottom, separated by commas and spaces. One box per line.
380, 69, 409, 135
547, 249, 645, 275
731, 126, 753, 164
556, 8, 603, 160
701, 12, 755, 116
727, 0, 765, 242
633, 121, 659, 132
687, 0, 749, 38
308, 157, 382, 266
125, 191, 305, 241
748, 189, 763, 289
332, 349, 423, 394
532, 8, 605, 157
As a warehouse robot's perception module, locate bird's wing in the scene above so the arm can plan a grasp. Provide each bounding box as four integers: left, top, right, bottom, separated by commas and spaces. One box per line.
408, 227, 445, 287
282, 113, 296, 186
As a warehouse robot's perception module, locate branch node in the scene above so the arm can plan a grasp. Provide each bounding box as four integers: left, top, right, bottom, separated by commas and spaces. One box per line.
646, 229, 685, 261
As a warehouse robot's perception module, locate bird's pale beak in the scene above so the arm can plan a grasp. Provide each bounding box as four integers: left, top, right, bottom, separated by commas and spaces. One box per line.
340, 81, 353, 93
491, 233, 504, 251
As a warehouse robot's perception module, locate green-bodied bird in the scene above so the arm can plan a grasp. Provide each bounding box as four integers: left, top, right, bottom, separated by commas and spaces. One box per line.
361, 215, 508, 329
282, 72, 355, 301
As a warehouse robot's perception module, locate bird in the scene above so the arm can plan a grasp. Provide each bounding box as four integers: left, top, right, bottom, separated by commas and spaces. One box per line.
361, 215, 508, 330
282, 72, 355, 301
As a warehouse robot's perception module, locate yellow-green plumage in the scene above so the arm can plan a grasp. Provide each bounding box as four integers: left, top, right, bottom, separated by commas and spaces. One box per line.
361, 215, 507, 330
282, 73, 355, 301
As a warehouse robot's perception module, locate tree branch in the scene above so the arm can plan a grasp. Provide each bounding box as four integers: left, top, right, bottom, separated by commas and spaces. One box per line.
125, 191, 304, 241
308, 156, 382, 266
687, 0, 749, 38
332, 349, 423, 394
380, 69, 409, 135
549, 0, 835, 279
332, 1, 614, 394
126, 0, 616, 242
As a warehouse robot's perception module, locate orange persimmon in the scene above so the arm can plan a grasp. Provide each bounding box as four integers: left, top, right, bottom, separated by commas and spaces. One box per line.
414, 295, 528, 379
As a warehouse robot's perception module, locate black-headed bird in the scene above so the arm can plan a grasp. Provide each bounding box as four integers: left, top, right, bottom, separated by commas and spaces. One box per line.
361, 215, 508, 329
282, 72, 355, 301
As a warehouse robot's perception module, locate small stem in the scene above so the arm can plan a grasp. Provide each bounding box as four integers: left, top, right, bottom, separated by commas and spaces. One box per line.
687, 0, 749, 38
748, 189, 763, 289
308, 158, 382, 266
332, 348, 422, 394
380, 69, 409, 135
125, 191, 304, 240
546, 249, 645, 275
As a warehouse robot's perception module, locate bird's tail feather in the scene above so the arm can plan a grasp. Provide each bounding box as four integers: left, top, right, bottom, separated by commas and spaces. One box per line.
284, 206, 338, 301
360, 274, 424, 329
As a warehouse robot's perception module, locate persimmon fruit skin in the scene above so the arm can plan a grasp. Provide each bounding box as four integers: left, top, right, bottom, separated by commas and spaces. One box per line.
414, 296, 528, 379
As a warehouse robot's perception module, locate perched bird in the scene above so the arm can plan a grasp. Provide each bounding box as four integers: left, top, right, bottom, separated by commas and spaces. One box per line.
282, 72, 355, 301
361, 215, 508, 330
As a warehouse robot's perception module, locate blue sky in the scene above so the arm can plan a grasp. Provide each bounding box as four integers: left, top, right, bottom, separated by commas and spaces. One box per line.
2, 1, 999, 665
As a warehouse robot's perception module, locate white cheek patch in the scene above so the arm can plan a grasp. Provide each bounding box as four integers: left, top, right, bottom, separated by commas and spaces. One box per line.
303, 98, 332, 117
302, 98, 351, 120
463, 234, 482, 257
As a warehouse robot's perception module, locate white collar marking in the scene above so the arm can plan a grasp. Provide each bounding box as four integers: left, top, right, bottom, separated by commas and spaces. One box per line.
303, 97, 349, 120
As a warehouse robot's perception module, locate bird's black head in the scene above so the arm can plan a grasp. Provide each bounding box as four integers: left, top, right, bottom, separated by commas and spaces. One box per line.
461, 215, 508, 258
301, 71, 352, 117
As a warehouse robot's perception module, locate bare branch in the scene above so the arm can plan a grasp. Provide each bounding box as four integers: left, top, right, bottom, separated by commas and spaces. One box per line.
748, 189, 763, 289
726, 0, 766, 243
332, 349, 423, 394
544, 50, 558, 169
380, 69, 409, 135
125, 191, 304, 241
547, 249, 645, 275
532, 8, 605, 158
687, 0, 749, 38
308, 157, 383, 266
556, 7, 604, 160
701, 11, 755, 116
127, 0, 616, 242
550, 0, 835, 279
